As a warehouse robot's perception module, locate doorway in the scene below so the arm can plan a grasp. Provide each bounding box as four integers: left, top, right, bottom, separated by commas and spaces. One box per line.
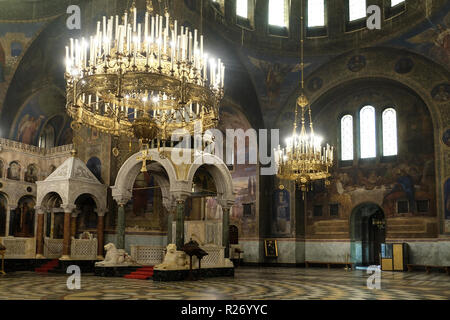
350, 203, 386, 266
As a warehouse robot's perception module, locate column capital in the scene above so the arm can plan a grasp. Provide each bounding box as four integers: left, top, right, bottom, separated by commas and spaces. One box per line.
35, 206, 45, 215
113, 196, 130, 207
171, 191, 190, 202
218, 199, 235, 209
95, 209, 107, 217
61, 204, 76, 214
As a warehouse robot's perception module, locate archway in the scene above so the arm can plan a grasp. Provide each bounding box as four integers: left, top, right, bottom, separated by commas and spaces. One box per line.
0, 193, 7, 237
41, 192, 64, 240
188, 166, 219, 222
12, 196, 36, 238
350, 203, 386, 266
125, 169, 168, 234
74, 194, 98, 237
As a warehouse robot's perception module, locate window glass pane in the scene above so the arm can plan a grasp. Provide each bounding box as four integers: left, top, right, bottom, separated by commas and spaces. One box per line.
349, 0, 366, 21
382, 108, 398, 156
391, 0, 404, 6
269, 0, 287, 27
341, 115, 354, 161
360, 106, 376, 158
236, 0, 248, 18
308, 0, 325, 27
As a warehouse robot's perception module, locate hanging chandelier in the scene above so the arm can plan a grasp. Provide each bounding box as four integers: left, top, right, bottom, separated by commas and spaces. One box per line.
64, 1, 224, 146
275, 1, 334, 193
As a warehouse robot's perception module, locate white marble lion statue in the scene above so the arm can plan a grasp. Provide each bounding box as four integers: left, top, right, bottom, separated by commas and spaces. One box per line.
95, 243, 133, 267
154, 244, 189, 270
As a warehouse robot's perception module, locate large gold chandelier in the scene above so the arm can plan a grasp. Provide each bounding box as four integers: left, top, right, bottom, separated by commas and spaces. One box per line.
275, 2, 334, 193
64, 1, 224, 145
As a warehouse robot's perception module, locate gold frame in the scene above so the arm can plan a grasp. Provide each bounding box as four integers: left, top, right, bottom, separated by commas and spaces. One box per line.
264, 239, 278, 258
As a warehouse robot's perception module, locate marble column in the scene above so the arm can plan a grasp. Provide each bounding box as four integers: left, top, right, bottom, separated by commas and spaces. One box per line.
176, 199, 186, 249
97, 212, 105, 259
167, 209, 174, 245
61, 205, 75, 260
5, 206, 14, 236
70, 213, 78, 239
116, 203, 126, 250
35, 207, 45, 259
222, 206, 231, 258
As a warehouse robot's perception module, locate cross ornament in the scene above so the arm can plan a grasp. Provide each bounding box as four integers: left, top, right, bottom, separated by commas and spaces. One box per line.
137, 145, 153, 172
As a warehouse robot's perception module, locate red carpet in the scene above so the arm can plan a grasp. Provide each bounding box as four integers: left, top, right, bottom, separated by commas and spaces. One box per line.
124, 266, 154, 280
35, 260, 59, 273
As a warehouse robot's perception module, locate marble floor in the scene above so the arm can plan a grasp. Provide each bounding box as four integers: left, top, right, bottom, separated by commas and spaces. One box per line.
0, 267, 449, 300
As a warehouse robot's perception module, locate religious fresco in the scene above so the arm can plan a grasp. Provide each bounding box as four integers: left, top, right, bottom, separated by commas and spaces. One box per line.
0, 22, 46, 105
387, 4, 450, 69
7, 161, 21, 180
272, 186, 291, 236
347, 55, 366, 72
125, 172, 167, 233
302, 83, 437, 239
247, 57, 302, 105
431, 83, 450, 102
219, 105, 259, 238
11, 87, 66, 146
24, 163, 38, 183
443, 129, 450, 147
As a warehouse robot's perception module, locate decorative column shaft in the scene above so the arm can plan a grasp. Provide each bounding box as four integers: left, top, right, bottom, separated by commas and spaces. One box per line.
176, 199, 186, 249
167, 209, 174, 245
70, 215, 77, 238
36, 208, 45, 258
116, 204, 126, 250
97, 214, 105, 258
62, 210, 72, 259
5, 207, 13, 236
222, 207, 231, 258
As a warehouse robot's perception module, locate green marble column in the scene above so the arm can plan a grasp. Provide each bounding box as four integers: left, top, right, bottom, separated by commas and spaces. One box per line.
222, 207, 230, 258
117, 204, 126, 250
176, 199, 185, 249
167, 210, 174, 244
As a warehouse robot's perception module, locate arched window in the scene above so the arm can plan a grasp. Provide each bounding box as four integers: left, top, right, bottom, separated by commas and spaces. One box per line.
391, 0, 404, 6
360, 106, 376, 159
236, 0, 248, 18
269, 0, 289, 27
348, 0, 366, 21
382, 108, 398, 156
341, 115, 354, 161
38, 123, 55, 149
308, 0, 325, 27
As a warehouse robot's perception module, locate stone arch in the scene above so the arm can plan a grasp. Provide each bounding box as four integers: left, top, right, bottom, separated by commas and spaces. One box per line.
36, 189, 67, 209
73, 193, 101, 214
349, 202, 385, 266
279, 47, 449, 233
112, 149, 177, 205
39, 191, 63, 210
186, 153, 235, 204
